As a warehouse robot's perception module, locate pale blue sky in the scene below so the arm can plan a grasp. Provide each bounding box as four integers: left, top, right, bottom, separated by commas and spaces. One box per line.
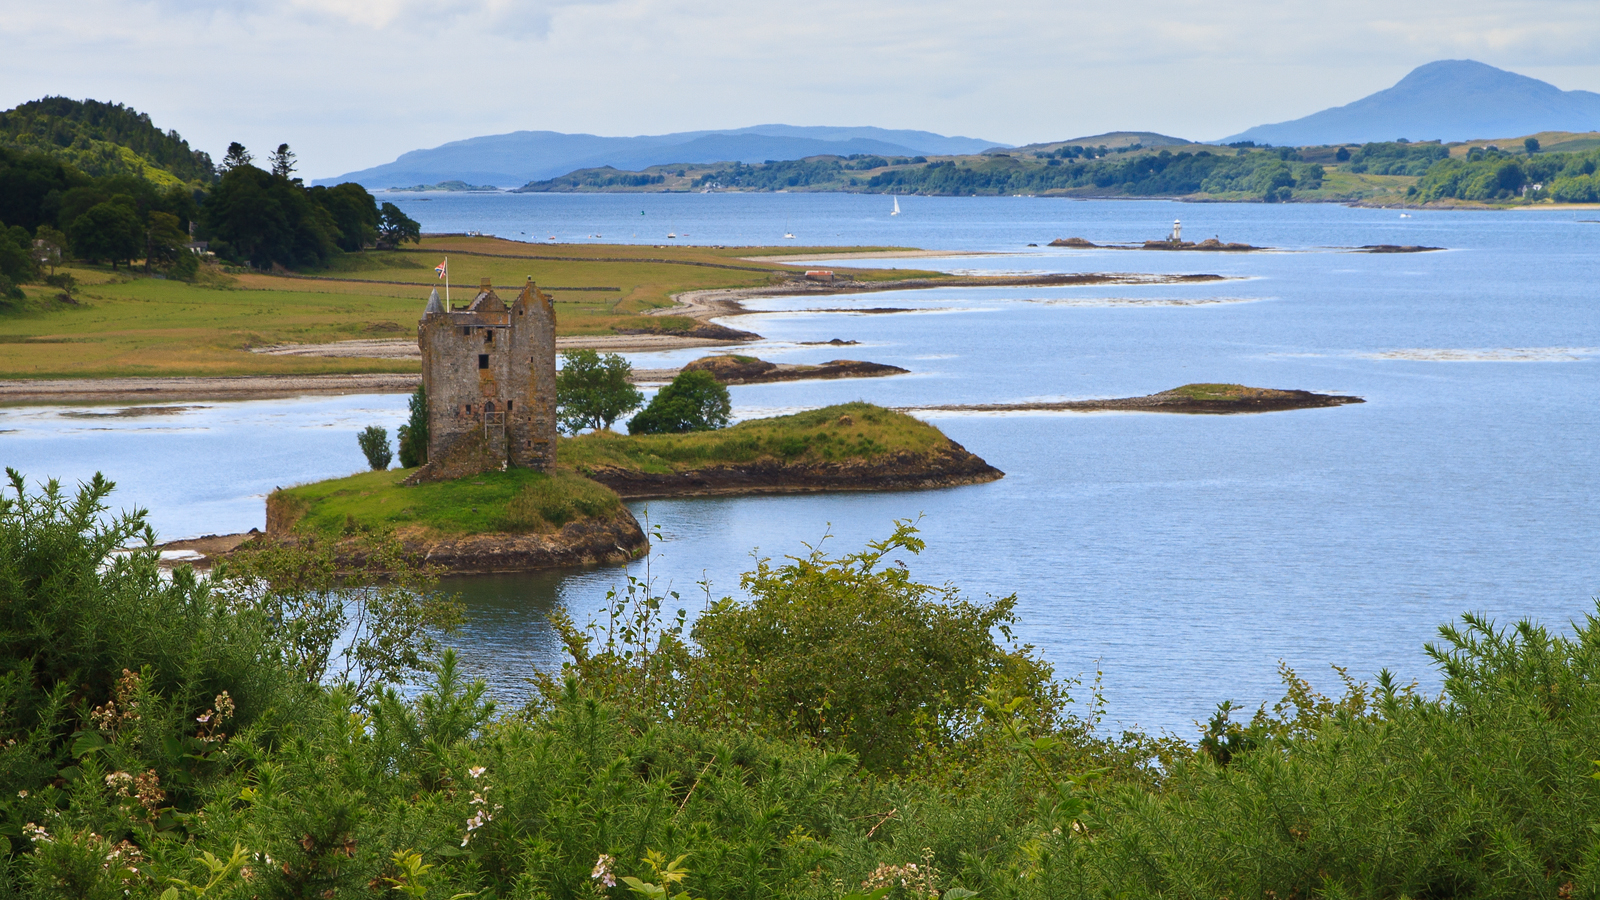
3, 0, 1597, 179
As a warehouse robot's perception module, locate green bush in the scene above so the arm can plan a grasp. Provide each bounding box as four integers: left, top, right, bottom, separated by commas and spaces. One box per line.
357, 424, 392, 470
627, 370, 731, 435
397, 384, 428, 468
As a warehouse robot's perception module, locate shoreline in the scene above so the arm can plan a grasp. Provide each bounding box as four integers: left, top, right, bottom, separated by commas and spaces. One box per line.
2, 271, 1224, 404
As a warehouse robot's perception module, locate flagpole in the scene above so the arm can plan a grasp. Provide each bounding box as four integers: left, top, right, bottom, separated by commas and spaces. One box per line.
444, 257, 450, 306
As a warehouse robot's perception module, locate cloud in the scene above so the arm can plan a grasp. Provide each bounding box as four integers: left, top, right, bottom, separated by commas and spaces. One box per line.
2, 0, 1599, 178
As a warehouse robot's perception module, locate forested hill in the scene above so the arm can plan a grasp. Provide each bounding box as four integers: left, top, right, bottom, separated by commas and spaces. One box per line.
517, 137, 1600, 205
0, 97, 215, 186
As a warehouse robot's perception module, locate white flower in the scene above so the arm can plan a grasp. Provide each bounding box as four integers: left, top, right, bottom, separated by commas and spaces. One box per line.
468, 766, 486, 779
591, 853, 616, 888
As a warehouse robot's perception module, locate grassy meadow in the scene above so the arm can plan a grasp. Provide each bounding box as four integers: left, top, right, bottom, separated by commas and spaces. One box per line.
0, 237, 934, 380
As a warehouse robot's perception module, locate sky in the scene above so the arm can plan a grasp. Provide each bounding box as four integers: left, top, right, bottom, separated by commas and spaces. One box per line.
4, 0, 1600, 180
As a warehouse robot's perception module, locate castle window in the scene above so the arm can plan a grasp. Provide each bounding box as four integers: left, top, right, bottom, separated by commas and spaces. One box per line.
461, 326, 471, 336
478, 354, 489, 369
485, 330, 493, 343
506, 400, 513, 411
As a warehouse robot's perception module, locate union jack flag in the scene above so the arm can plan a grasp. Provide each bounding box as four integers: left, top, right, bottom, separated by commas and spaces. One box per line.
435, 259, 448, 279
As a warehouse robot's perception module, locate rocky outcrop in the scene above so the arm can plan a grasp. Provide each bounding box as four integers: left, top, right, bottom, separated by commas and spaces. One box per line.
681, 355, 909, 385
395, 509, 648, 573
577, 442, 1003, 500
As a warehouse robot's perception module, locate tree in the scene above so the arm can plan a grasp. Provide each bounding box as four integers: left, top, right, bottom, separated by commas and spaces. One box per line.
397, 385, 429, 468
270, 143, 298, 179
556, 349, 643, 433
376, 202, 420, 248
1335, 146, 1351, 162
1525, 137, 1541, 156
67, 200, 142, 267
627, 369, 731, 434
200, 165, 336, 269
0, 224, 35, 286
220, 141, 252, 172
358, 425, 392, 470
309, 182, 380, 252
144, 211, 187, 273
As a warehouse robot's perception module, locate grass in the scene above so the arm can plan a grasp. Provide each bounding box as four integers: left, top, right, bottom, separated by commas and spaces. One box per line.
560, 402, 948, 473
0, 237, 943, 380
271, 465, 623, 537
1163, 383, 1296, 400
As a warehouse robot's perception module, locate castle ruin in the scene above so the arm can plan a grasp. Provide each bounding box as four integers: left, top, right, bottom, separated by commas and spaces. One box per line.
407, 277, 558, 483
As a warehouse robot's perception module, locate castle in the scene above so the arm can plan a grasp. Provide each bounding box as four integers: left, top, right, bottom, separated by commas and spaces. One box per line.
407, 277, 558, 483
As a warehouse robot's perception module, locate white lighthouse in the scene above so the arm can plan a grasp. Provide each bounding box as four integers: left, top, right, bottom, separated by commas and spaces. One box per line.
1169, 219, 1182, 242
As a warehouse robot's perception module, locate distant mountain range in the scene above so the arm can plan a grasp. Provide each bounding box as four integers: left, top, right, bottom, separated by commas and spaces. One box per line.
320, 125, 1004, 189
1224, 60, 1600, 146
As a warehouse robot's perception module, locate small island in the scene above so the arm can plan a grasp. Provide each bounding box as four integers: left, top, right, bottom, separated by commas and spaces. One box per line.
651, 354, 908, 384
564, 403, 1002, 500
256, 404, 1001, 571
913, 383, 1364, 415
1048, 236, 1265, 251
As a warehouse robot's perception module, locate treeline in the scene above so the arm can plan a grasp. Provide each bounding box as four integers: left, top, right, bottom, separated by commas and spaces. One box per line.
517, 166, 667, 191
7, 473, 1600, 899
1414, 145, 1600, 202
860, 148, 1324, 200
0, 120, 421, 296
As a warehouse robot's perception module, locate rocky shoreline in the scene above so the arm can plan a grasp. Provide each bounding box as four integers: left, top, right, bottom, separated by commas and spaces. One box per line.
577, 442, 1003, 500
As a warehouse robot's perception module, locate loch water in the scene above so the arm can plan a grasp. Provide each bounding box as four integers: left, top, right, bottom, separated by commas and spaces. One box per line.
4, 194, 1598, 736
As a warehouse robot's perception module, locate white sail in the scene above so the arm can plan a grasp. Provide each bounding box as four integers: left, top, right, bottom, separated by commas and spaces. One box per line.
891, 196, 901, 216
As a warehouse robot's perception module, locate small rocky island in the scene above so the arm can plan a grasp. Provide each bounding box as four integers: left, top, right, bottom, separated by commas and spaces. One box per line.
915, 383, 1364, 415
1048, 236, 1265, 251
679, 354, 908, 384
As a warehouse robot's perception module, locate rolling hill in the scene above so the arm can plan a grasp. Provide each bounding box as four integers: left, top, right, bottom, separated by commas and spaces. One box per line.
319, 125, 1004, 189
1224, 60, 1600, 146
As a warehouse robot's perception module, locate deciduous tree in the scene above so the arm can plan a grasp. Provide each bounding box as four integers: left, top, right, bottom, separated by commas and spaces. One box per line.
556, 349, 643, 433
627, 369, 731, 434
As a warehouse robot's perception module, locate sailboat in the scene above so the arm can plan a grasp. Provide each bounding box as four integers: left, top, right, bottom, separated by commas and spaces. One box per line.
891, 196, 901, 216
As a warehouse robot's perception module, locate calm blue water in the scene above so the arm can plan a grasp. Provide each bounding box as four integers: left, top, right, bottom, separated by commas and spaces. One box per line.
5, 194, 1598, 736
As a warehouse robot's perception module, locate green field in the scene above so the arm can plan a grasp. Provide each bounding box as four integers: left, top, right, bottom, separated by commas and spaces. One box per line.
270, 465, 624, 537
559, 402, 947, 473
0, 237, 937, 379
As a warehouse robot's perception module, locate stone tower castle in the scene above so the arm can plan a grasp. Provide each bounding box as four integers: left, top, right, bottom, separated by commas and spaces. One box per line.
408, 277, 557, 483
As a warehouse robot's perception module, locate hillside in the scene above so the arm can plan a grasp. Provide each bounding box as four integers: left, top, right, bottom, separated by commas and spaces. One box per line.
1224, 60, 1600, 146
319, 125, 1003, 189
0, 96, 215, 185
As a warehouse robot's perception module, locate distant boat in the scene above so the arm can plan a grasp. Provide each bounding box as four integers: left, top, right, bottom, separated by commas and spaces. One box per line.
667, 232, 677, 239
891, 196, 901, 216
784, 232, 795, 239
1400, 213, 1412, 218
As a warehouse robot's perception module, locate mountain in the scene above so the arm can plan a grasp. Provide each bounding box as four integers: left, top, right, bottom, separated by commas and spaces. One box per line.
320, 125, 1003, 189
0, 96, 215, 186
1223, 60, 1600, 146
1005, 131, 1194, 153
